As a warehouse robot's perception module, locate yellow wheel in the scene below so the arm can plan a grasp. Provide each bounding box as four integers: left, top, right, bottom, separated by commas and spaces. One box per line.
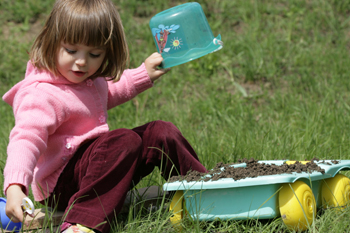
279, 180, 316, 231
322, 174, 350, 209
285, 161, 310, 165
169, 191, 185, 225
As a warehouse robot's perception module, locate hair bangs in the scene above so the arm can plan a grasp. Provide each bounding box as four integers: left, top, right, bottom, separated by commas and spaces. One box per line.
30, 0, 129, 80
59, 1, 113, 48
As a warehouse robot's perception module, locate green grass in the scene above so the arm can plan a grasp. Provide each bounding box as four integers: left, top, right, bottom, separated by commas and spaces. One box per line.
1, 0, 350, 232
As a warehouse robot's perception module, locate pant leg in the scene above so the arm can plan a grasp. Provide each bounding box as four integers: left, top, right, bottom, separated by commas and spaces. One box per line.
45, 121, 207, 233
40, 140, 93, 212
131, 120, 207, 185
46, 128, 143, 233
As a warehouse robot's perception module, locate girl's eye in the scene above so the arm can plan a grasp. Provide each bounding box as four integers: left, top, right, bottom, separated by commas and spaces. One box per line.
90, 53, 101, 58
65, 48, 76, 54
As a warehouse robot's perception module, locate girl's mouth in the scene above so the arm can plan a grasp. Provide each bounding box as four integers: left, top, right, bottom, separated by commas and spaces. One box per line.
72, 71, 86, 77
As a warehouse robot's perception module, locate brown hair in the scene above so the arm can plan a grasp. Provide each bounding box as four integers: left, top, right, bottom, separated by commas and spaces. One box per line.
30, 0, 129, 80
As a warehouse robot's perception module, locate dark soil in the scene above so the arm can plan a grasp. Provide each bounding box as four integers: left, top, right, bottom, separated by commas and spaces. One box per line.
168, 158, 338, 183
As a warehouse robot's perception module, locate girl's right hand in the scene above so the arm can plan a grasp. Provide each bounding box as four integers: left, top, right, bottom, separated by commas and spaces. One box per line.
5, 184, 26, 223
144, 52, 170, 82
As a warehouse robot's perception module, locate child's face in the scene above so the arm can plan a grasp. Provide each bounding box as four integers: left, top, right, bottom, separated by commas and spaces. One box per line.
56, 42, 106, 83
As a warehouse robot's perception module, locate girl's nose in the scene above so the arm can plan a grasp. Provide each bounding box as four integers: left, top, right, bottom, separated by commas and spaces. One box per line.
75, 56, 87, 67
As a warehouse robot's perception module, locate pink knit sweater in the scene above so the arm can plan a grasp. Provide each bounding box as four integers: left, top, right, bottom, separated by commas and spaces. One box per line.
2, 61, 153, 201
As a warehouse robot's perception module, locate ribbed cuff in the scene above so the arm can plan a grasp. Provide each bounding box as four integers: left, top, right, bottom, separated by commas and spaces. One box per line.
130, 63, 153, 93
3, 170, 31, 196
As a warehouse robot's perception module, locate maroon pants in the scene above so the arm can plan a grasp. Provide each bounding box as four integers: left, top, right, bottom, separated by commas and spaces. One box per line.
41, 121, 207, 232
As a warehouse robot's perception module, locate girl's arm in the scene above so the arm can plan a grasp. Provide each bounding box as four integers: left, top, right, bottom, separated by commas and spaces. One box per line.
4, 86, 65, 216
5, 87, 64, 193
107, 53, 169, 109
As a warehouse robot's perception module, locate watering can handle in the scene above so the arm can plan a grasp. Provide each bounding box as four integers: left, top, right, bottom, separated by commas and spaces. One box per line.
213, 38, 223, 46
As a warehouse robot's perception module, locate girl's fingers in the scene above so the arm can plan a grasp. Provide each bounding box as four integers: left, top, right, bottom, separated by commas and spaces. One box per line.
154, 67, 170, 77
145, 52, 170, 81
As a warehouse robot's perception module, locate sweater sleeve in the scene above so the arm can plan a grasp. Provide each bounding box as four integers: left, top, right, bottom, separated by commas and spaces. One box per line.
3, 86, 66, 196
106, 63, 153, 109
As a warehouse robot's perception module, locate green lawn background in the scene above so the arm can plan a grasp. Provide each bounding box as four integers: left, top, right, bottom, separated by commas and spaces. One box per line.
1, 0, 350, 232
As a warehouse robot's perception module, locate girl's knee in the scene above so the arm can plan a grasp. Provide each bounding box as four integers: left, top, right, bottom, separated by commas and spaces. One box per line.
103, 128, 142, 153
150, 120, 180, 136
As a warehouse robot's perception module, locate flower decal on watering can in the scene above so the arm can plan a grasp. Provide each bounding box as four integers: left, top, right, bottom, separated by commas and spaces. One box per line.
151, 24, 180, 53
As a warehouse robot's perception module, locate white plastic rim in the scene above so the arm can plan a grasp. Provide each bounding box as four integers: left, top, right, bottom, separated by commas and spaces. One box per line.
22, 197, 34, 215
213, 38, 224, 46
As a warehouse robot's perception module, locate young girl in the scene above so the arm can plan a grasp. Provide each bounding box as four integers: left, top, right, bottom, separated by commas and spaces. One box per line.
3, 0, 207, 232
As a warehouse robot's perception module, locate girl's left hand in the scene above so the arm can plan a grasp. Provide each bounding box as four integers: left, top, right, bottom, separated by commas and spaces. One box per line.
144, 53, 170, 82
5, 184, 26, 223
